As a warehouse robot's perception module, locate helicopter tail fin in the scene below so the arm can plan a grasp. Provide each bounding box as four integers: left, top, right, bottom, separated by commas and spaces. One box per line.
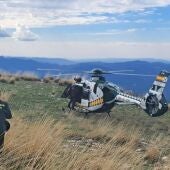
149, 70, 170, 97
143, 70, 170, 117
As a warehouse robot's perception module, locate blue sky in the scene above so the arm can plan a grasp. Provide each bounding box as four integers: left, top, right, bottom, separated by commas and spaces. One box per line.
0, 0, 170, 60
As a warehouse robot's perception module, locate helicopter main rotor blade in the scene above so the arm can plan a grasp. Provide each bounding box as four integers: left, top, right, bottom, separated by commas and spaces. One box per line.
84, 69, 134, 74
49, 73, 82, 77
109, 70, 134, 73
111, 73, 156, 77
87, 72, 110, 74
37, 68, 60, 71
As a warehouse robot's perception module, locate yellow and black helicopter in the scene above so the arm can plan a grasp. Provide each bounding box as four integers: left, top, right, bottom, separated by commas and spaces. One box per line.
61, 69, 169, 117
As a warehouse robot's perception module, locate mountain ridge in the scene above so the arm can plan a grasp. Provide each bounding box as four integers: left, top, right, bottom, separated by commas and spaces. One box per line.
0, 56, 170, 101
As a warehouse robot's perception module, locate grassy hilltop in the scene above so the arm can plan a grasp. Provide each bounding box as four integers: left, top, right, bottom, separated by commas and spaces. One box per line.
0, 77, 170, 170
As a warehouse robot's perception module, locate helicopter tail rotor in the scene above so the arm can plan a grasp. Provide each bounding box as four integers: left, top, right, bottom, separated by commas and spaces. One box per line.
144, 94, 168, 117
143, 70, 169, 117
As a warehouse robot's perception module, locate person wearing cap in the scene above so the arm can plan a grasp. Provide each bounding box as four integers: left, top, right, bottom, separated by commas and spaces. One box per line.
0, 99, 12, 150
74, 76, 82, 84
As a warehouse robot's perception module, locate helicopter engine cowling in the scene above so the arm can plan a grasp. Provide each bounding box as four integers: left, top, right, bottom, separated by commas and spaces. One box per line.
144, 94, 168, 117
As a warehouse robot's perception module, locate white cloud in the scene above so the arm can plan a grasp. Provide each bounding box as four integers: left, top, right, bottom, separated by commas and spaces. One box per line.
0, 27, 10, 37
12, 26, 38, 41
92, 28, 137, 35
0, 0, 170, 27
134, 19, 151, 23
0, 40, 170, 60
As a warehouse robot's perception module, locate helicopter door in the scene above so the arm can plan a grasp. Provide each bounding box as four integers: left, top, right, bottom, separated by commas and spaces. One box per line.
81, 88, 90, 107
88, 82, 104, 111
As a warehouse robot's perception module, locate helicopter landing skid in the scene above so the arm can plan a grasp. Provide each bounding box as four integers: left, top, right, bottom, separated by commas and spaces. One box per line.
115, 102, 137, 105
74, 104, 89, 113
73, 104, 112, 118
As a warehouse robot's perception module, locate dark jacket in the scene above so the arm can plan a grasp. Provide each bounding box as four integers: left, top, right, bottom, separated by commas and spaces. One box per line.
0, 100, 12, 135
70, 84, 83, 103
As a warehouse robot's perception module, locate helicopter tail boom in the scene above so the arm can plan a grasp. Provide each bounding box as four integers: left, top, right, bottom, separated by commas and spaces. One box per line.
115, 92, 142, 106
114, 70, 169, 117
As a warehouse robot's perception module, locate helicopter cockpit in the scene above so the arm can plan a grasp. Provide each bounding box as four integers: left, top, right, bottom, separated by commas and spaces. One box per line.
72, 69, 118, 108
91, 75, 106, 83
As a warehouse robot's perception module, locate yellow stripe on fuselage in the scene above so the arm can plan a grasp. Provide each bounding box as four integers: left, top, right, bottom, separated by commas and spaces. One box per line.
89, 98, 103, 107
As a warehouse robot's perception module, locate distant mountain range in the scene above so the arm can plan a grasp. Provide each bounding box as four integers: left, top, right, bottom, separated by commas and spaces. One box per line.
0, 56, 170, 101
74, 58, 170, 64
31, 57, 76, 65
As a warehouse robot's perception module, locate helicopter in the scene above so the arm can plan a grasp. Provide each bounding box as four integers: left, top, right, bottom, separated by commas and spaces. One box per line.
61, 68, 170, 117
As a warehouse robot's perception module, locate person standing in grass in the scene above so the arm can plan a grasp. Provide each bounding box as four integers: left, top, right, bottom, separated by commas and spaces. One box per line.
0, 100, 12, 151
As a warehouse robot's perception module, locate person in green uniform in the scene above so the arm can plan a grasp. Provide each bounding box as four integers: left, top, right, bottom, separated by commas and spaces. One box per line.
0, 99, 12, 150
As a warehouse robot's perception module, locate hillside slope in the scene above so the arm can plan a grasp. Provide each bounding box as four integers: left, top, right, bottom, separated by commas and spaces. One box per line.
0, 80, 170, 169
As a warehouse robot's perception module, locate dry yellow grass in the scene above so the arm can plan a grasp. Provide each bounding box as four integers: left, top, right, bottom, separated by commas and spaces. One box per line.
58, 79, 74, 86
42, 77, 52, 83
0, 91, 11, 101
0, 75, 16, 84
0, 71, 41, 84
0, 71, 76, 85
19, 72, 40, 82
54, 78, 60, 83
0, 118, 142, 170
1, 117, 65, 170
43, 77, 74, 85
145, 147, 160, 163
0, 114, 169, 170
